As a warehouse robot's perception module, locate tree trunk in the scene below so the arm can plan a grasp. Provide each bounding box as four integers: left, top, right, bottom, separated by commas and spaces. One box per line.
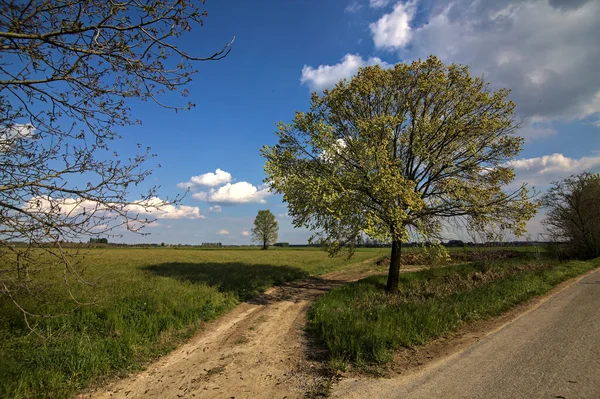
262, 241, 267, 250
386, 240, 402, 293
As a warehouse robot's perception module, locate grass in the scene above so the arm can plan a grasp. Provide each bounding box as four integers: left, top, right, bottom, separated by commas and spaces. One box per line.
0, 247, 383, 399
308, 255, 600, 367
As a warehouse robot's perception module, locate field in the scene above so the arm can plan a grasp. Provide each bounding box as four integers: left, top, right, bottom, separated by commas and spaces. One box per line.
0, 245, 584, 398
0, 247, 384, 398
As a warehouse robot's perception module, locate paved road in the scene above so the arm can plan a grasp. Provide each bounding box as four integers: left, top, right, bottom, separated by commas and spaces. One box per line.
333, 268, 600, 399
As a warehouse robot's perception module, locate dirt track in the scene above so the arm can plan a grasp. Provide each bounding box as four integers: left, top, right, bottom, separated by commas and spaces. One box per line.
83, 260, 390, 399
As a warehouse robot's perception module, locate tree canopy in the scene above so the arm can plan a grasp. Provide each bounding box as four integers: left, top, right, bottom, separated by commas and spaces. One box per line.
262, 56, 537, 291
251, 210, 279, 250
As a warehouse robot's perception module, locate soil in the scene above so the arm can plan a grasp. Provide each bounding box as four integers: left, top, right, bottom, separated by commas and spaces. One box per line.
81, 259, 393, 399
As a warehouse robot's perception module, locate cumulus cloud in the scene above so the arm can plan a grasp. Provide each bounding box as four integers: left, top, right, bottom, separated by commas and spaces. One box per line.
124, 197, 204, 220
208, 205, 222, 212
508, 153, 600, 187
301, 54, 392, 91
241, 230, 251, 237
193, 182, 271, 204
370, 1, 416, 50
404, 0, 600, 122
177, 168, 232, 189
26, 196, 203, 220
26, 197, 108, 216
216, 229, 229, 235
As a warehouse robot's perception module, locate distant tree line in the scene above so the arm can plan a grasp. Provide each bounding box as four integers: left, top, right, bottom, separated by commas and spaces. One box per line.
89, 238, 108, 244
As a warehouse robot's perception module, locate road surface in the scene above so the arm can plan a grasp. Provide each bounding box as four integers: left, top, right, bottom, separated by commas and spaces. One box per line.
333, 268, 600, 399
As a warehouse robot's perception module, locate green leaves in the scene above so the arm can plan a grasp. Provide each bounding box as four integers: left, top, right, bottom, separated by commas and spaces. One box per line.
251, 210, 279, 249
263, 55, 537, 255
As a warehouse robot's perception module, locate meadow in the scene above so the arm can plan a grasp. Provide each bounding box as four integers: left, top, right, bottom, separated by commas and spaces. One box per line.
0, 247, 383, 398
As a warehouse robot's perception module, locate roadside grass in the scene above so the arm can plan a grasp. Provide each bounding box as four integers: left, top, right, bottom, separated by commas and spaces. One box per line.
308, 256, 600, 368
0, 247, 382, 399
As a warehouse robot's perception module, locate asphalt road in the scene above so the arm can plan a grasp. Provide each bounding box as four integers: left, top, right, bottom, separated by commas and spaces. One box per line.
333, 268, 600, 399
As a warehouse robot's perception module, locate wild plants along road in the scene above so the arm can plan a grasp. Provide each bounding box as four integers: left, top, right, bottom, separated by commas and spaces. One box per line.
334, 268, 600, 399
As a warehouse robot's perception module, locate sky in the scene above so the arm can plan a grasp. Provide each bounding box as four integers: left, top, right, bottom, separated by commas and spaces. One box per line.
91, 0, 600, 245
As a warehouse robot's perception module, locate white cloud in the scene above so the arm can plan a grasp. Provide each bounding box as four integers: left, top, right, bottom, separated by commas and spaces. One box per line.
124, 197, 204, 220
508, 153, 600, 187
216, 229, 229, 235
301, 54, 392, 91
241, 230, 251, 237
177, 168, 232, 189
25, 196, 204, 220
26, 197, 108, 216
345, 1, 363, 13
193, 182, 271, 204
405, 0, 600, 122
1, 123, 36, 151
370, 1, 416, 50
370, 0, 392, 8
208, 205, 222, 212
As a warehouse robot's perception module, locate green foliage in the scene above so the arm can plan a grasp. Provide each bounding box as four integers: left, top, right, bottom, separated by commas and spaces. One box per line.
262, 55, 538, 289
543, 172, 600, 259
0, 248, 377, 398
309, 257, 599, 366
251, 210, 279, 249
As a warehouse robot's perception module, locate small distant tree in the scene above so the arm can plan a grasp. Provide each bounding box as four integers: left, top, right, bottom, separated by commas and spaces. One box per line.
263, 56, 537, 292
543, 172, 600, 259
252, 210, 279, 250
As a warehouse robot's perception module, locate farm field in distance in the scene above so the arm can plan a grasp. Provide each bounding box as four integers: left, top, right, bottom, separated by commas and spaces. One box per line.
0, 247, 384, 398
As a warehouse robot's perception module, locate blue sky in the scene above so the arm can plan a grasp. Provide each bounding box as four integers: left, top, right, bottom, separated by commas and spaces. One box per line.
106, 0, 600, 244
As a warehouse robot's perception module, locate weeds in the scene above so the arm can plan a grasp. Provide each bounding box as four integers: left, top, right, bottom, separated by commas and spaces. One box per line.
308, 257, 600, 367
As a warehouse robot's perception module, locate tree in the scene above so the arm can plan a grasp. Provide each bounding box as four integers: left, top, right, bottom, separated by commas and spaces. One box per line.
251, 210, 279, 250
262, 56, 537, 292
0, 1, 232, 312
542, 172, 600, 259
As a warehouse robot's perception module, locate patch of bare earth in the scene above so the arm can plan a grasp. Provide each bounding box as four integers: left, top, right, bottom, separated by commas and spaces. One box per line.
82, 259, 390, 399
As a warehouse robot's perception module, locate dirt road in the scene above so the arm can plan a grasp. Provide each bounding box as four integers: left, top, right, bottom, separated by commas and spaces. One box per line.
84, 260, 390, 399
332, 267, 600, 399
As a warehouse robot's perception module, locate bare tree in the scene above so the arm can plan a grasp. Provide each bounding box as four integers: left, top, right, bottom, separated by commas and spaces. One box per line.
542, 172, 600, 259
0, 0, 233, 315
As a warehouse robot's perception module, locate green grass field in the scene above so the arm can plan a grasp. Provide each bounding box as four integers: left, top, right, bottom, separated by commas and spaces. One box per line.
308, 255, 599, 369
0, 247, 384, 399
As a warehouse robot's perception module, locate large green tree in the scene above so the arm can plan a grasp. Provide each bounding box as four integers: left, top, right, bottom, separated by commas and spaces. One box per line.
262, 56, 537, 292
251, 210, 279, 250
